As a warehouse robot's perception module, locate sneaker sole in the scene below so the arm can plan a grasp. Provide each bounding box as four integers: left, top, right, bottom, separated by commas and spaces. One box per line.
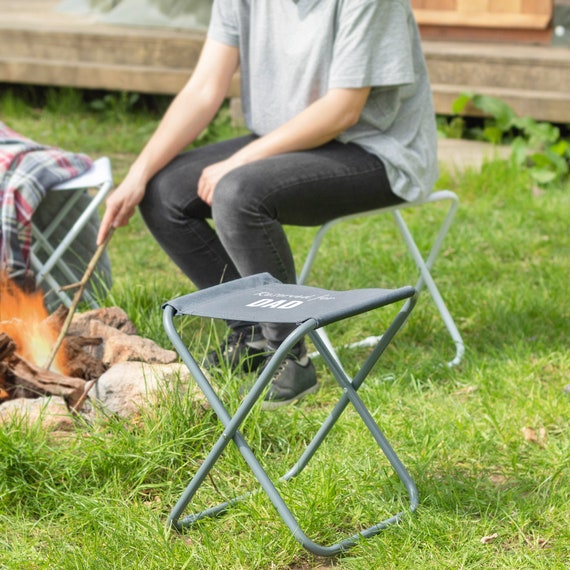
261, 382, 320, 412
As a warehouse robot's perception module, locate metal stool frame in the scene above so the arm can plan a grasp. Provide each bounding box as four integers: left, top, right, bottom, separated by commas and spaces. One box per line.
162, 274, 419, 556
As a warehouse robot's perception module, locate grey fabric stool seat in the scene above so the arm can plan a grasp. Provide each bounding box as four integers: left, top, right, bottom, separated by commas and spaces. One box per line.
162, 273, 419, 556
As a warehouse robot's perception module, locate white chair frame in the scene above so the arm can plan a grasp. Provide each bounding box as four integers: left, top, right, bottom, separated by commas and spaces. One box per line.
30, 157, 114, 308
297, 189, 464, 367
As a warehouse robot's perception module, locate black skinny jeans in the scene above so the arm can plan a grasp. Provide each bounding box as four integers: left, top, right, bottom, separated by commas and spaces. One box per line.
139, 135, 402, 343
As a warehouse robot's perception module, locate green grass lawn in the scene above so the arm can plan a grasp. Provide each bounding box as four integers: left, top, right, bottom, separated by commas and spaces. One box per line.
1, 87, 569, 569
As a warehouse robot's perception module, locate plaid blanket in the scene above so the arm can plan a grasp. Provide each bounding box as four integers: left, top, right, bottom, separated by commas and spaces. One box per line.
0, 122, 92, 280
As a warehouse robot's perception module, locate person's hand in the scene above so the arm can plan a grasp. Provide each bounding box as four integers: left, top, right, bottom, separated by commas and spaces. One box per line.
97, 176, 146, 245
197, 157, 244, 205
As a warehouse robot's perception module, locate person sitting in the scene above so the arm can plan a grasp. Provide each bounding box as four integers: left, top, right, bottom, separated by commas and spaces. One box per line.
97, 0, 438, 409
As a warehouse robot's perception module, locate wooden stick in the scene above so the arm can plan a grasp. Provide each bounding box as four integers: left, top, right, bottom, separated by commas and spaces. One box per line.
44, 228, 115, 371
71, 377, 98, 414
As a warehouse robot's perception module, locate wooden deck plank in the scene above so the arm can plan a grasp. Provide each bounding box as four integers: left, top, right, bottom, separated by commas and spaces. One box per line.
1, 0, 570, 122
414, 10, 552, 28
411, 0, 553, 28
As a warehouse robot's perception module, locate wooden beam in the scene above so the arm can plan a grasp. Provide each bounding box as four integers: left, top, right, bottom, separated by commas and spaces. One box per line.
414, 10, 552, 28
0, 59, 240, 97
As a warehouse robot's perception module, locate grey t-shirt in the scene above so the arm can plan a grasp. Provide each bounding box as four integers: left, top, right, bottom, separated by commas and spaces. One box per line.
208, 0, 438, 201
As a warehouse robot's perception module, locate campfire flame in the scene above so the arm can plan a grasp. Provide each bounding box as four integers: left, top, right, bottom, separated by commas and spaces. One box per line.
0, 275, 68, 374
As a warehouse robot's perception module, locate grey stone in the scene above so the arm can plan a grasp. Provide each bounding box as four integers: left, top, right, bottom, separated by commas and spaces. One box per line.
89, 361, 204, 417
0, 396, 75, 431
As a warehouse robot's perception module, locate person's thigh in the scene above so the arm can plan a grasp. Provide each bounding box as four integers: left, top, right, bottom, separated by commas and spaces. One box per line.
141, 134, 257, 221
215, 141, 401, 228
211, 141, 400, 283
211, 141, 401, 342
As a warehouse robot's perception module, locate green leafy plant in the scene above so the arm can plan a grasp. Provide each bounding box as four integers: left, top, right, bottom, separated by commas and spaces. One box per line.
451, 92, 570, 188
89, 91, 141, 117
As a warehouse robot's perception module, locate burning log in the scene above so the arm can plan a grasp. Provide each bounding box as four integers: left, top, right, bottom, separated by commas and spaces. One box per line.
0, 333, 16, 402
0, 304, 176, 412
0, 332, 87, 407
62, 335, 106, 381
0, 331, 16, 362
1, 271, 178, 420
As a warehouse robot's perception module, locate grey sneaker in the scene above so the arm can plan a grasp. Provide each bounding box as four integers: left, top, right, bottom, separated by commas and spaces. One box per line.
261, 342, 318, 411
205, 331, 267, 373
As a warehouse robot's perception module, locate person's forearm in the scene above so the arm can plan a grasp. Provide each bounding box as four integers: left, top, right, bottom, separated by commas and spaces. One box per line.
231, 87, 370, 166
96, 39, 239, 242
126, 86, 224, 185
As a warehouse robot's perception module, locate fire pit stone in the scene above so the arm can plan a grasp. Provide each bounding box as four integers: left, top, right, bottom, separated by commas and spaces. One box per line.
0, 301, 192, 427
0, 396, 75, 431
88, 361, 203, 418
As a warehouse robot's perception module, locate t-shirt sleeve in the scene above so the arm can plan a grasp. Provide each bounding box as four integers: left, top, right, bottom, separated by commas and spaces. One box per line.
329, 0, 415, 89
207, 0, 239, 47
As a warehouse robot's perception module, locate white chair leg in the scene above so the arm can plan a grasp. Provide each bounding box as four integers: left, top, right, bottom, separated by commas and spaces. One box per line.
30, 157, 114, 310
34, 183, 111, 283
392, 204, 464, 366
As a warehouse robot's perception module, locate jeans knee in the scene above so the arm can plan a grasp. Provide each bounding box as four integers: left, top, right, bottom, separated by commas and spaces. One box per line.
212, 178, 241, 227
139, 173, 165, 228
212, 171, 268, 232
140, 167, 207, 234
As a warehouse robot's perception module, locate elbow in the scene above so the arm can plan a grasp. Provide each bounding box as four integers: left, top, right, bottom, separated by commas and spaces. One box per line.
181, 78, 228, 110
326, 86, 370, 134
335, 108, 361, 135
344, 108, 362, 130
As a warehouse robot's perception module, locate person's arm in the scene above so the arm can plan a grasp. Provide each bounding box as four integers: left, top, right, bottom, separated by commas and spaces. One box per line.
97, 39, 239, 244
197, 86, 371, 204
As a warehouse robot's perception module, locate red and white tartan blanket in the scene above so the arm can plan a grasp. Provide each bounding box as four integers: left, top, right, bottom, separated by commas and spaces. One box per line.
0, 122, 92, 280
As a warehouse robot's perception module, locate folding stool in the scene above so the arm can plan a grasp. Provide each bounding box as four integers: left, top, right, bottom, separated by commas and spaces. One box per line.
30, 156, 114, 308
162, 273, 419, 556
297, 190, 464, 367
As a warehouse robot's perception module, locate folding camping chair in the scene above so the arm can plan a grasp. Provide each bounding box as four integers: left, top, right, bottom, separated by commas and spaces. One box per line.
297, 189, 464, 367
30, 156, 114, 309
163, 273, 419, 556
